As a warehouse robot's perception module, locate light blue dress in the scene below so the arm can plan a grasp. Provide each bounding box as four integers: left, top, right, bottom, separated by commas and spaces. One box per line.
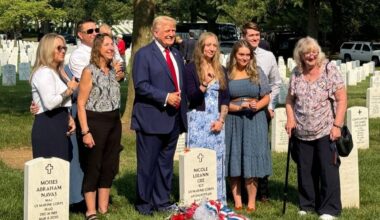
225, 72, 272, 178
187, 81, 226, 203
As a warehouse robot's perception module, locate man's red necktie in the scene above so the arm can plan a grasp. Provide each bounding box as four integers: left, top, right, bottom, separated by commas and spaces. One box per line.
165, 48, 179, 92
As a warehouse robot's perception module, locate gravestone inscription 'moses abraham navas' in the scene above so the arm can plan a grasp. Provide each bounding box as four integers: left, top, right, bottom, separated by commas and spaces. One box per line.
24, 157, 69, 220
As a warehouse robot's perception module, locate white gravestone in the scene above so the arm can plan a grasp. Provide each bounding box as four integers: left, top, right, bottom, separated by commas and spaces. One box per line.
278, 65, 287, 80
366, 88, 380, 118
19, 62, 31, 81
347, 69, 357, 86
370, 76, 380, 88
339, 143, 360, 208
174, 132, 187, 161
24, 157, 69, 220
347, 107, 369, 149
179, 148, 217, 205
2, 64, 16, 86
271, 108, 288, 152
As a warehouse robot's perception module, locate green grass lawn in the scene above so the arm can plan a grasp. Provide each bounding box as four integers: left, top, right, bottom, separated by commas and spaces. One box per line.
0, 75, 379, 220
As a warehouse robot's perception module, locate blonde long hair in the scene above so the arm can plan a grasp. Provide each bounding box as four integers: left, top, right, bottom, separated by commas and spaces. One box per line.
30, 33, 65, 82
228, 40, 259, 84
293, 36, 326, 73
193, 32, 226, 90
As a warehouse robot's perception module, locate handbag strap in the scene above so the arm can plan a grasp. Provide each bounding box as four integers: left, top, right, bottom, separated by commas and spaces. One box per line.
325, 61, 336, 119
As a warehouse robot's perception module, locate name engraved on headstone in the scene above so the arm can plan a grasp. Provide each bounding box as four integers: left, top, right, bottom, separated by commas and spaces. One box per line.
24, 157, 69, 220
347, 107, 369, 149
179, 148, 217, 205
271, 108, 288, 152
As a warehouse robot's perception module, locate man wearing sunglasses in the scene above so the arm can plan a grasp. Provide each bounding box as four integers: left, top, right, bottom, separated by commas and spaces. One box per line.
69, 19, 99, 80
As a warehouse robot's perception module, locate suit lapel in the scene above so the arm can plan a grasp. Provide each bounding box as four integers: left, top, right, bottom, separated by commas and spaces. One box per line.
151, 42, 175, 85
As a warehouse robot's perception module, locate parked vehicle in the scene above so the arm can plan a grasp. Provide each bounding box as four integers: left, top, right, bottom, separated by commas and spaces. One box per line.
339, 41, 380, 66
176, 22, 239, 42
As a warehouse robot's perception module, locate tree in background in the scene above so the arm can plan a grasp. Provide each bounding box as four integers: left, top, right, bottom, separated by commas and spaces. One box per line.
120, 0, 155, 130
0, 0, 66, 39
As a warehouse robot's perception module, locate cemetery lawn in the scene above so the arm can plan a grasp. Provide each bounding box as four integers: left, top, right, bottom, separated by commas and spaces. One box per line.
0, 76, 379, 220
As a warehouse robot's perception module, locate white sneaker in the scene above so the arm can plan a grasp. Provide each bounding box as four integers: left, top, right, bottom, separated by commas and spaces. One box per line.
298, 210, 307, 216
319, 214, 337, 220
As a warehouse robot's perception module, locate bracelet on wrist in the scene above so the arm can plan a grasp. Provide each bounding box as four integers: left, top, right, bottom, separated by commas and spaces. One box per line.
333, 123, 342, 129
81, 130, 91, 136
201, 82, 208, 87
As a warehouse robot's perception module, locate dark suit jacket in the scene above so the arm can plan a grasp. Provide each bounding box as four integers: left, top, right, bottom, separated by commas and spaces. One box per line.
131, 41, 187, 134
184, 62, 230, 112
183, 38, 197, 61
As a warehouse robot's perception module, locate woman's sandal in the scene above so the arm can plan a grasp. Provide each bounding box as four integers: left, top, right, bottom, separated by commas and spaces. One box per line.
85, 214, 98, 220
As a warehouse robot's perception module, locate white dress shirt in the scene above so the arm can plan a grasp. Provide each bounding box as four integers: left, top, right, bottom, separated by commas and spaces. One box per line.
68, 43, 91, 79
31, 66, 71, 114
155, 40, 180, 106
254, 47, 282, 110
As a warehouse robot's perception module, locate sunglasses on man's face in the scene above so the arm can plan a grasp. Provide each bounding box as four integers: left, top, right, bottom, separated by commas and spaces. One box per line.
83, 28, 99, 35
57, 45, 67, 52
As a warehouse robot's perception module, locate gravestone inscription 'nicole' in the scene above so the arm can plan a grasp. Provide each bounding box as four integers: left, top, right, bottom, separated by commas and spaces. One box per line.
179, 148, 217, 205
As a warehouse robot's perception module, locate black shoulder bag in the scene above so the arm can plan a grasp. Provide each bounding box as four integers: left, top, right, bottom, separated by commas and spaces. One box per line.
326, 62, 353, 157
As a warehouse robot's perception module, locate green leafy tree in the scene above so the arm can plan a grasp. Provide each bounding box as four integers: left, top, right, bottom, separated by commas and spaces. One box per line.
0, 0, 66, 39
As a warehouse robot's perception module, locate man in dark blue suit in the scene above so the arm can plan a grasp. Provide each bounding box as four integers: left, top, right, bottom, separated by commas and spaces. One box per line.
131, 15, 187, 215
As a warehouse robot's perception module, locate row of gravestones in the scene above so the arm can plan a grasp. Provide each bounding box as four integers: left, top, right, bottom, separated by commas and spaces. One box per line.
1, 63, 31, 85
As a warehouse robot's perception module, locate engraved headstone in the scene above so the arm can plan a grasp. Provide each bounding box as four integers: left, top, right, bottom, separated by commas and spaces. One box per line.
19, 62, 31, 81
366, 87, 380, 118
24, 157, 69, 220
2, 64, 16, 86
271, 108, 288, 152
179, 148, 217, 205
347, 107, 369, 149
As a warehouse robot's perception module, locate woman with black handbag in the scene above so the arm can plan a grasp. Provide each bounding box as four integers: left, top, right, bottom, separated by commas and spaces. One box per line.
285, 37, 347, 220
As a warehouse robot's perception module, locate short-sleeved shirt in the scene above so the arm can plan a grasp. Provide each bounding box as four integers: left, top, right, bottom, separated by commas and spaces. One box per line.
85, 64, 120, 112
289, 61, 344, 141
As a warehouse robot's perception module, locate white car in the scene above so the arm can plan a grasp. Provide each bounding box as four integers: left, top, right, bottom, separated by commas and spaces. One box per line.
339, 41, 380, 66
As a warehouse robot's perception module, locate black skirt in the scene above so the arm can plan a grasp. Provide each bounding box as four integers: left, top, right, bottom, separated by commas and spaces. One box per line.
32, 107, 72, 161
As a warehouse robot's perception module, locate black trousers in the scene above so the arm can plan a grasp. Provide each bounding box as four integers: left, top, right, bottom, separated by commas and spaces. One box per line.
295, 135, 342, 216
81, 109, 122, 192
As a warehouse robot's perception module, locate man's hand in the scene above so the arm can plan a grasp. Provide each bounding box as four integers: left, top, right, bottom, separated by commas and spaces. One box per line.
167, 91, 181, 108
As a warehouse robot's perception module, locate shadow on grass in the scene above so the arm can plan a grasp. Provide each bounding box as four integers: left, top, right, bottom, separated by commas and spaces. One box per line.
113, 166, 299, 210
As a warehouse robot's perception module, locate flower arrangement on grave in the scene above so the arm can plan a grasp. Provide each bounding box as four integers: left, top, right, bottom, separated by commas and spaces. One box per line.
170, 200, 250, 220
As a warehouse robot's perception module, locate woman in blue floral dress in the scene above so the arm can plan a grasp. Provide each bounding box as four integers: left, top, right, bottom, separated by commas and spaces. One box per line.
225, 40, 271, 212
184, 32, 229, 203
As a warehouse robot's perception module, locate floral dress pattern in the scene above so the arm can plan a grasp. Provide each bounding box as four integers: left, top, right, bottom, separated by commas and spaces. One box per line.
187, 81, 226, 203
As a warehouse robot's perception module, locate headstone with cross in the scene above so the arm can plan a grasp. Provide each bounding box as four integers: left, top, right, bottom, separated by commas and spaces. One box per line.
179, 148, 217, 205
347, 106, 369, 149
24, 157, 69, 220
